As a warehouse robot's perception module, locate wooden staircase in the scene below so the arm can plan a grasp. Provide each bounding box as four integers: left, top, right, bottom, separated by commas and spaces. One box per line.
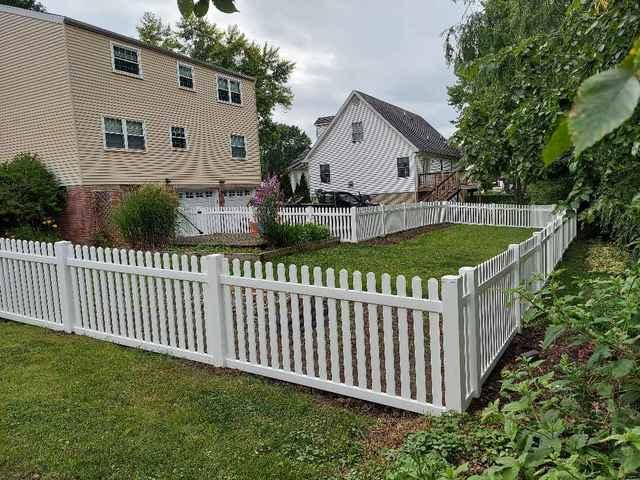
418, 171, 478, 202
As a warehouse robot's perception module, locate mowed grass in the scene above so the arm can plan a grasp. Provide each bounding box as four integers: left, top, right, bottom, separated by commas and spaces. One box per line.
0, 322, 372, 480
275, 224, 536, 282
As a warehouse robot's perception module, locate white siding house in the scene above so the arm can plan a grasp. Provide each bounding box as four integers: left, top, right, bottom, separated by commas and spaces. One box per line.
295, 91, 461, 204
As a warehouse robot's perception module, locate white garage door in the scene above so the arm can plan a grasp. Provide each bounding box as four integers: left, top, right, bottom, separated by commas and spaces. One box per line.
224, 189, 254, 208
178, 191, 219, 211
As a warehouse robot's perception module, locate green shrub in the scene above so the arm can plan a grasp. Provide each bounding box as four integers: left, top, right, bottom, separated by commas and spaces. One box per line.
112, 185, 178, 250
526, 178, 572, 204
467, 192, 517, 204
0, 153, 66, 234
4, 225, 62, 243
386, 263, 640, 480
294, 173, 311, 203
264, 223, 330, 247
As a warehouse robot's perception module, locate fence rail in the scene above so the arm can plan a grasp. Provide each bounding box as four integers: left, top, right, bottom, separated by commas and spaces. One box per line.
179, 202, 556, 242
1, 204, 576, 414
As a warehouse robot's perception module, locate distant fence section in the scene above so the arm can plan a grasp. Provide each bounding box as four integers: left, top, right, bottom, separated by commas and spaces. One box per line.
0, 204, 575, 415
179, 202, 556, 242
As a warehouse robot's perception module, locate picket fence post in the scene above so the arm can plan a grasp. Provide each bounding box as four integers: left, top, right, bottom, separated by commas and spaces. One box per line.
442, 274, 466, 412
533, 231, 544, 290
403, 203, 408, 230
380, 204, 386, 236
440, 201, 448, 223
54, 241, 76, 334
306, 206, 313, 224
459, 267, 481, 398
509, 244, 522, 332
202, 254, 227, 367
350, 207, 359, 243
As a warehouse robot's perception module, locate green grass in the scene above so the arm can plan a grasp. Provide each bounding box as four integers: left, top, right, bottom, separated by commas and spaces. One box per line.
550, 238, 631, 295
0, 323, 372, 480
275, 225, 535, 282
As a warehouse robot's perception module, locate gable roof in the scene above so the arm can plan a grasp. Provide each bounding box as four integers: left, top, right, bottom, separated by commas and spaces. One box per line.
0, 4, 254, 81
355, 91, 460, 158
314, 116, 335, 126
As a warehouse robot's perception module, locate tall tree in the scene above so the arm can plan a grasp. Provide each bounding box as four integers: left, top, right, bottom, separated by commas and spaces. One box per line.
260, 122, 311, 177
137, 13, 296, 176
447, 0, 640, 251
136, 13, 181, 50
1, 0, 46, 11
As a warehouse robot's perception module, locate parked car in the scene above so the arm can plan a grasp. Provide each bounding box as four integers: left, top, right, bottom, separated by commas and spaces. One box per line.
287, 190, 377, 208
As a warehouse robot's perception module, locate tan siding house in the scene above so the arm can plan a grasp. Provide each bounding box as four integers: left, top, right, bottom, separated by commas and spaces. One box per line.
0, 5, 261, 242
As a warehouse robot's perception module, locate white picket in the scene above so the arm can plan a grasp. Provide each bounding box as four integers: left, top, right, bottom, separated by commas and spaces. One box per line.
0, 204, 574, 416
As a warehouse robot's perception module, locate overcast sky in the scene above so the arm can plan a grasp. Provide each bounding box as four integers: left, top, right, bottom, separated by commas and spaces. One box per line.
45, 0, 467, 140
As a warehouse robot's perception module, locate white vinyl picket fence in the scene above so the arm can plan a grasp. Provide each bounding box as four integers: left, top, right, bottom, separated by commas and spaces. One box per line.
0, 206, 576, 414
178, 202, 556, 243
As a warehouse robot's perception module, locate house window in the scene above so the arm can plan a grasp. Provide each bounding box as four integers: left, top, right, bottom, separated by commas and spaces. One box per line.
320, 164, 331, 183
112, 44, 141, 77
177, 62, 194, 89
103, 117, 146, 151
397, 157, 410, 178
218, 77, 242, 104
231, 135, 247, 159
352, 122, 364, 143
171, 126, 188, 149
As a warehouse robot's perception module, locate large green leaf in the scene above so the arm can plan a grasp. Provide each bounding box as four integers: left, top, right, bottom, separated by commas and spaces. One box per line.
177, 0, 194, 17
193, 0, 211, 17
542, 116, 572, 166
569, 67, 640, 157
212, 0, 238, 13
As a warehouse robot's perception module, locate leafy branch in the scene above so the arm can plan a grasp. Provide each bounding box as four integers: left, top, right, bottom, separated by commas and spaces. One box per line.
177, 0, 238, 17
544, 37, 640, 165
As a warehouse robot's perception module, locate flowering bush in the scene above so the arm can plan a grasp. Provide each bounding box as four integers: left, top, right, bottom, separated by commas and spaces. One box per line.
249, 176, 282, 235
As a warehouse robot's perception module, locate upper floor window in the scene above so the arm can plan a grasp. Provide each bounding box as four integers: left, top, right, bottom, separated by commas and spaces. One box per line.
218, 77, 242, 104
352, 122, 364, 143
103, 117, 146, 151
231, 135, 247, 159
177, 62, 194, 90
397, 157, 410, 178
111, 43, 142, 77
320, 164, 331, 183
171, 127, 188, 150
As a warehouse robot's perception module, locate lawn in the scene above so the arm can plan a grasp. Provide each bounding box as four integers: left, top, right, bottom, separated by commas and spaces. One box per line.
0, 322, 373, 480
0, 224, 542, 480
275, 224, 536, 281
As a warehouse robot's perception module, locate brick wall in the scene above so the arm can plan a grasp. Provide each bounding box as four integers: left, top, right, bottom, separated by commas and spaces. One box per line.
59, 186, 124, 245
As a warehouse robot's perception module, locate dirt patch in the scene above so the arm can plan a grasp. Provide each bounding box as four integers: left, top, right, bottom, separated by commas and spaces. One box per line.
467, 324, 546, 412
363, 224, 452, 246
175, 233, 267, 247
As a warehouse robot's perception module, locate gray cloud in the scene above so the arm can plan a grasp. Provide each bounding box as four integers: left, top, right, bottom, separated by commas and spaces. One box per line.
45, 0, 465, 139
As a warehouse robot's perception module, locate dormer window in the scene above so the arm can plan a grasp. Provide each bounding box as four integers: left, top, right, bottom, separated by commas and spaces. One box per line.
352, 122, 364, 143
218, 77, 242, 105
177, 62, 194, 90
111, 43, 141, 77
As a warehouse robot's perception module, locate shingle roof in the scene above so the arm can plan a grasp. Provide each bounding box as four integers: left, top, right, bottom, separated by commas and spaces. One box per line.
314, 116, 335, 126
355, 91, 460, 158
288, 147, 310, 171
